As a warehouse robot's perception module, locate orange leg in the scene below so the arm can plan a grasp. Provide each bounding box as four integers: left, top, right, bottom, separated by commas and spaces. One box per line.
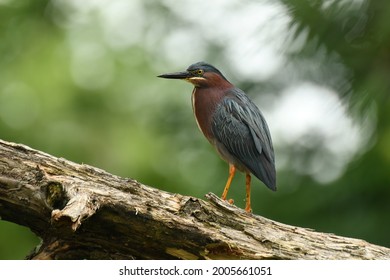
221, 164, 236, 201
245, 173, 252, 213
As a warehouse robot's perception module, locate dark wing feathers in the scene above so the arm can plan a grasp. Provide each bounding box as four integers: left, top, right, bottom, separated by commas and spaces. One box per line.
211, 88, 276, 190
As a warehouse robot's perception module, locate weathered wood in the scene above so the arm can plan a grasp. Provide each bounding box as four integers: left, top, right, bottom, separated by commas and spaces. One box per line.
0, 139, 389, 260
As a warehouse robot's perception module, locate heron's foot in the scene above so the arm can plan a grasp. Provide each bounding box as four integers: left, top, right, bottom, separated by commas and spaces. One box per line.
220, 196, 235, 205
244, 205, 252, 213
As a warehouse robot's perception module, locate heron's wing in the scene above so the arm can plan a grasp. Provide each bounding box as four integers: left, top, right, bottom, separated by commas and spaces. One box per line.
212, 88, 276, 190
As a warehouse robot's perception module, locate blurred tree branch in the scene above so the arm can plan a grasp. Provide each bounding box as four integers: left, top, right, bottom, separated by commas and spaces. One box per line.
0, 138, 389, 260
282, 0, 390, 109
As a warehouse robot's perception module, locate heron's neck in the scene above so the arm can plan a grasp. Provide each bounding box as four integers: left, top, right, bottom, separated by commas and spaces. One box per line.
191, 85, 231, 142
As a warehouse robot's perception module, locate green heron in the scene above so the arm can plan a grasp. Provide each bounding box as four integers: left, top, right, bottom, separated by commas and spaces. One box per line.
158, 62, 276, 212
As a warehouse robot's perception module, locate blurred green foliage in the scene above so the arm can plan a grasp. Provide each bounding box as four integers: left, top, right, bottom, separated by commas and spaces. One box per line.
0, 0, 389, 259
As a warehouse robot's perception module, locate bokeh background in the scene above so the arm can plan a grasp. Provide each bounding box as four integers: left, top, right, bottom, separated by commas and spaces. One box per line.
0, 0, 389, 259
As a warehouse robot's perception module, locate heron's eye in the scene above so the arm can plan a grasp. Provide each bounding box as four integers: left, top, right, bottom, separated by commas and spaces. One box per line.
197, 69, 204, 76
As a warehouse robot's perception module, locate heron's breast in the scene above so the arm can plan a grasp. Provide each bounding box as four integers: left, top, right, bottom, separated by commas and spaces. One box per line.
191, 87, 224, 142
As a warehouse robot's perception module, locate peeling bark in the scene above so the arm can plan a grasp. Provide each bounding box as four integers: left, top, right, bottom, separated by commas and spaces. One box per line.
0, 139, 389, 260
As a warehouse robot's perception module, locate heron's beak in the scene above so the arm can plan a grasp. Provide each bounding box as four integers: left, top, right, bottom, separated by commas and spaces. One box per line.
157, 71, 190, 80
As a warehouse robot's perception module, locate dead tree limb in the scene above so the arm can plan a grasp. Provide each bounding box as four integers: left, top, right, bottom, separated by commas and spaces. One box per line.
0, 139, 389, 260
